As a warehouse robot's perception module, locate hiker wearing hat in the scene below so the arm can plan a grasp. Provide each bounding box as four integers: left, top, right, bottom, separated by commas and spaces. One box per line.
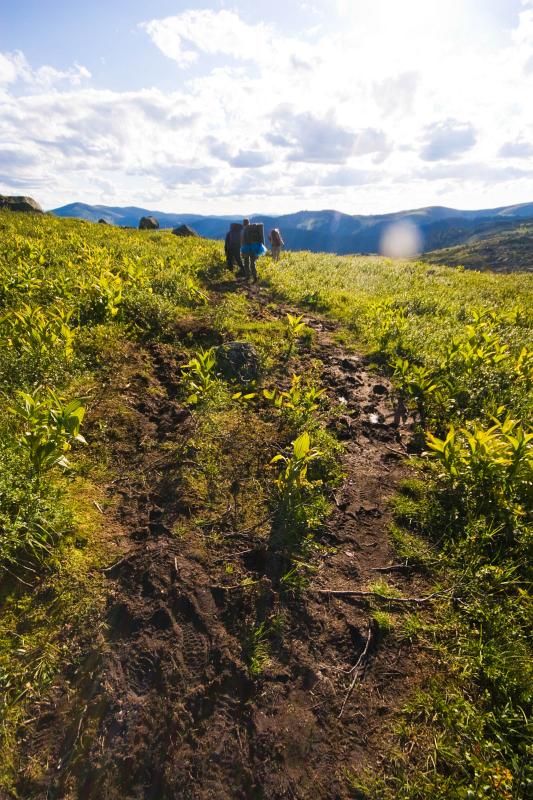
241, 218, 267, 283
268, 227, 284, 261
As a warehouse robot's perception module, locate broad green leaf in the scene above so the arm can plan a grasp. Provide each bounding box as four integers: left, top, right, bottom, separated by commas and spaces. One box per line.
293, 431, 310, 459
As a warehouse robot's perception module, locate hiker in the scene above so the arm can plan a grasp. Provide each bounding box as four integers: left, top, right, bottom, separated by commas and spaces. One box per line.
224, 222, 244, 275
269, 227, 284, 261
241, 218, 267, 283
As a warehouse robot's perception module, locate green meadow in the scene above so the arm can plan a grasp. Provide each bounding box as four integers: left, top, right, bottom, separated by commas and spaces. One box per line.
0, 210, 531, 799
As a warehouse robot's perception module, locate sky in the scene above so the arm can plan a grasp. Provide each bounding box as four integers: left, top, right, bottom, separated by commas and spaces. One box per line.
1, 0, 532, 214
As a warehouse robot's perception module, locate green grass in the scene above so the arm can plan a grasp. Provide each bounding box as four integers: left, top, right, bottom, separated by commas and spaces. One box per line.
1, 211, 531, 798
0, 210, 224, 788
260, 251, 532, 799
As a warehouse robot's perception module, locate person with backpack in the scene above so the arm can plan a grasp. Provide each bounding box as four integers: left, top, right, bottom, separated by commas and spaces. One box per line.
224, 222, 244, 276
269, 228, 284, 261
241, 218, 267, 283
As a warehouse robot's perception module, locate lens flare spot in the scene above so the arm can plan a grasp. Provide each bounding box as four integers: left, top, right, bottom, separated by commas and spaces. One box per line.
380, 221, 423, 258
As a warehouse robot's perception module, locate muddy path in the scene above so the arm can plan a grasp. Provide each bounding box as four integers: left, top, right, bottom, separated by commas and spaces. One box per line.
15, 284, 432, 800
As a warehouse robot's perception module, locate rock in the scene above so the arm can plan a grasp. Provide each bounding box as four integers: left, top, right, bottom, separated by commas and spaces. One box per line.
172, 224, 199, 238
98, 218, 109, 224
329, 415, 354, 440
340, 356, 361, 371
216, 342, 261, 383
0, 195, 43, 213
139, 216, 159, 230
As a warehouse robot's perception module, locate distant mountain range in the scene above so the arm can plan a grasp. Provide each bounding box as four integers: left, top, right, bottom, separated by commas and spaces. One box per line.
51, 201, 533, 259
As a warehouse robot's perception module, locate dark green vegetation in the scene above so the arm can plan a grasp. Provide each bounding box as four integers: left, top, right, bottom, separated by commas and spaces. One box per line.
0, 209, 531, 799
53, 200, 533, 260
425, 222, 533, 272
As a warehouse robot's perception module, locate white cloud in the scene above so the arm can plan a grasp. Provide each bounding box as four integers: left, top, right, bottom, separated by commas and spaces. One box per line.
0, 51, 31, 85
498, 138, 533, 158
0, 50, 91, 89
1, 2, 533, 213
373, 72, 419, 116
419, 119, 477, 162
140, 10, 272, 67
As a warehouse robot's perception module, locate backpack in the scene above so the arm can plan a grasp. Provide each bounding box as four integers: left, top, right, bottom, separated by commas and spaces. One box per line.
270, 228, 283, 246
243, 222, 264, 245
229, 222, 242, 247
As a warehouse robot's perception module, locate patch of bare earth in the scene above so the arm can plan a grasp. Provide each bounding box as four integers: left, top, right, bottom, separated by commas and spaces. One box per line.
15, 288, 434, 800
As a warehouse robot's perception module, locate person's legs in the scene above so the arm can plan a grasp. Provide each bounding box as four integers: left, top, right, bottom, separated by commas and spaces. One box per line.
243, 254, 251, 279
250, 255, 258, 283
272, 245, 281, 261
234, 248, 245, 276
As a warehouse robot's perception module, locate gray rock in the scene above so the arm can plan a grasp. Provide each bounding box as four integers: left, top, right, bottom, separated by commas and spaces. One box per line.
0, 195, 43, 213
98, 218, 109, 224
139, 216, 159, 230
216, 342, 261, 383
172, 224, 199, 238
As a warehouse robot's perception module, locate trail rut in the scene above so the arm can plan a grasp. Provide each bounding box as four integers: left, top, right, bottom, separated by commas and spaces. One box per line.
15, 284, 433, 800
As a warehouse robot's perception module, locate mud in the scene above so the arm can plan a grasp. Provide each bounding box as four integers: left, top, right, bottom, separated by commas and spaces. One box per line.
15, 284, 432, 800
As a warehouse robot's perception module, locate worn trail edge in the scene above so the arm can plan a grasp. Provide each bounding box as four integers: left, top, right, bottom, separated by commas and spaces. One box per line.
16, 284, 433, 800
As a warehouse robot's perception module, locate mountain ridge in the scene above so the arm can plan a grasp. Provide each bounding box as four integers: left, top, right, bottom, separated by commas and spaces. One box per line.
51, 201, 533, 258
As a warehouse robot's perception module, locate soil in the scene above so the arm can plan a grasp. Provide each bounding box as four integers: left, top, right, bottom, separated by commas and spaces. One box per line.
14, 283, 433, 800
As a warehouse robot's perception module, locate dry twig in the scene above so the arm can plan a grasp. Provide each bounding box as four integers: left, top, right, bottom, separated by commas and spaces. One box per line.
313, 587, 451, 604
338, 624, 373, 718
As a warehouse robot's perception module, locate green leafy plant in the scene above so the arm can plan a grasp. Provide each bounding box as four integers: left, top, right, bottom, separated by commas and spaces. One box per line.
269, 431, 324, 529
514, 346, 533, 392
8, 389, 86, 474
284, 312, 307, 356
185, 278, 209, 306
181, 347, 217, 405
392, 357, 445, 428
231, 389, 257, 405
426, 416, 532, 523
369, 300, 408, 352
4, 303, 75, 360
80, 269, 123, 321
263, 374, 326, 426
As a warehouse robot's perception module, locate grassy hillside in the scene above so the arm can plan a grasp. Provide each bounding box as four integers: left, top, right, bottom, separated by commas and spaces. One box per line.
0, 211, 531, 799
424, 222, 533, 272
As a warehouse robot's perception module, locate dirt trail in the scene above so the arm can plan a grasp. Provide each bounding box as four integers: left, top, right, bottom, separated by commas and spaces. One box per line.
16, 284, 431, 800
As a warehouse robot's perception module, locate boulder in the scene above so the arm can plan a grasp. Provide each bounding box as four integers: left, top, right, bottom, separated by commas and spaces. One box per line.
0, 195, 43, 213
172, 224, 199, 238
98, 218, 109, 225
216, 342, 261, 383
139, 216, 159, 230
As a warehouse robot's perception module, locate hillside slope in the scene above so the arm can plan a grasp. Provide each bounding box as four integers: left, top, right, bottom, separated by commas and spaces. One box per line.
424, 221, 533, 272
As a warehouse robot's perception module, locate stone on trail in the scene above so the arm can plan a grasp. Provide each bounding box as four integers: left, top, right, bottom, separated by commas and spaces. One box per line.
0, 195, 43, 213
139, 216, 159, 230
340, 356, 361, 372
172, 224, 200, 238
216, 342, 261, 383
